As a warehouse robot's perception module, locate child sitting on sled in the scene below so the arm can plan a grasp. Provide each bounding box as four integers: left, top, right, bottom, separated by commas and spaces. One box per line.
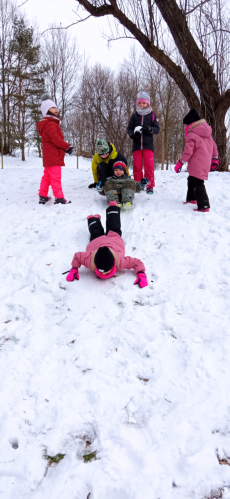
103, 160, 142, 208
65, 204, 148, 287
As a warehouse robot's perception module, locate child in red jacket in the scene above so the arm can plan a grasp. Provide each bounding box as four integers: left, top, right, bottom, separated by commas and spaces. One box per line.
37, 94, 73, 205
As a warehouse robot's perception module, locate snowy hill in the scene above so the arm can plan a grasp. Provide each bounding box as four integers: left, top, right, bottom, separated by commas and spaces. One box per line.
1, 156, 230, 499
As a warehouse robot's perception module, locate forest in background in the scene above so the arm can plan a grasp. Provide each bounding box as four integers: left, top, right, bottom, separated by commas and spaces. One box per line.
0, 0, 229, 167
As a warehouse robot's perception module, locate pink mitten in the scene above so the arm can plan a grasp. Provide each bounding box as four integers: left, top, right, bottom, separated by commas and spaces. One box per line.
174, 160, 183, 173
66, 268, 79, 282
210, 159, 219, 171
134, 272, 148, 288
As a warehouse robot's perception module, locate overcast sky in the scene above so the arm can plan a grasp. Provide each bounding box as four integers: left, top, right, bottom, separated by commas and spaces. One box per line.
22, 0, 139, 70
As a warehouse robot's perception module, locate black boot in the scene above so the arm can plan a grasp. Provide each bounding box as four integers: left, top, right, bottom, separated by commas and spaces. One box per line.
54, 198, 71, 204
39, 196, 51, 205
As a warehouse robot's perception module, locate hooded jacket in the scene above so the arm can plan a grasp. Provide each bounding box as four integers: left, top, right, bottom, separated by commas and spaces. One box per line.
181, 119, 218, 180
91, 143, 129, 183
127, 112, 160, 152
71, 231, 145, 276
37, 117, 69, 167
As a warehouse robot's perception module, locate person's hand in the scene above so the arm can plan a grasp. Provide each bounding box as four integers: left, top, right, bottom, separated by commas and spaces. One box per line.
142, 125, 152, 134
66, 145, 74, 155
66, 269, 79, 281
96, 181, 104, 193
88, 182, 97, 188
134, 272, 148, 288
141, 177, 149, 187
210, 159, 219, 171
174, 160, 183, 173
134, 126, 143, 135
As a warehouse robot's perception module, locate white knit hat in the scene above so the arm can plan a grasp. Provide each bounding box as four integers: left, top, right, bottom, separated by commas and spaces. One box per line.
41, 93, 57, 117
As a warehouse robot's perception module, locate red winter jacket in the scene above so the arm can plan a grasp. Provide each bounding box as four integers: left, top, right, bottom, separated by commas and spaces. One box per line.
37, 117, 69, 167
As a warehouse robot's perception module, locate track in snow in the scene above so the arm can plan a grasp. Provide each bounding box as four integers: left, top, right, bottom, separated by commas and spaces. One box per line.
0, 156, 230, 499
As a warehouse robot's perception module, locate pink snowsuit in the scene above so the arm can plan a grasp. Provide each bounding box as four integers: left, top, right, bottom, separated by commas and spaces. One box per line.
181, 120, 218, 180
71, 231, 145, 276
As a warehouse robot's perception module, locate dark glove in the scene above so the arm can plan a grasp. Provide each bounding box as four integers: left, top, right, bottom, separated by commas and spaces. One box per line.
142, 125, 152, 134
88, 182, 97, 188
66, 145, 74, 155
141, 177, 149, 187
134, 126, 143, 136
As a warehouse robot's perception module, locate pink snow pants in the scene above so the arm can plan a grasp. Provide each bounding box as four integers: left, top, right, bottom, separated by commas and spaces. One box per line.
133, 149, 155, 187
39, 166, 64, 198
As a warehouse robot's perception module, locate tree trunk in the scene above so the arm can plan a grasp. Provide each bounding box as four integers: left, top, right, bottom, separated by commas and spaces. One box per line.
212, 114, 227, 172
21, 139, 25, 161
75, 0, 230, 171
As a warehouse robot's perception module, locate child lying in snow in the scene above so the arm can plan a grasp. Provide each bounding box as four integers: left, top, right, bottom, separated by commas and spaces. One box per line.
66, 204, 148, 287
103, 160, 142, 209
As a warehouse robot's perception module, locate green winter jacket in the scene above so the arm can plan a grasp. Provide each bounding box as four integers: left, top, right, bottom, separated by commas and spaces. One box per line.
105, 176, 142, 193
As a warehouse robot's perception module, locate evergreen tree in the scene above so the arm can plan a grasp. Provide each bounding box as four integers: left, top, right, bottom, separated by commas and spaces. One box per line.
9, 16, 47, 160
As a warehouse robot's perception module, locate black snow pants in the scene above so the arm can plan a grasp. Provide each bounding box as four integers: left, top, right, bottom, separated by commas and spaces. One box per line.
87, 206, 122, 242
97, 162, 113, 186
186, 175, 210, 210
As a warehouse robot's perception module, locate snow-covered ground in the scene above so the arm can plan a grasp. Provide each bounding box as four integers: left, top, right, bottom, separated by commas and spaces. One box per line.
1, 155, 230, 499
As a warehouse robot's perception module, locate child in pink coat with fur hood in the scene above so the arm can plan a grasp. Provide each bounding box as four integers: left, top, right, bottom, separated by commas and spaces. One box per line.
65, 203, 148, 287
174, 109, 218, 212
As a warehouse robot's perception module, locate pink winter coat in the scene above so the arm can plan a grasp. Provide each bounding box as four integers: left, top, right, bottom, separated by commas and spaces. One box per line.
71, 231, 145, 275
180, 119, 218, 180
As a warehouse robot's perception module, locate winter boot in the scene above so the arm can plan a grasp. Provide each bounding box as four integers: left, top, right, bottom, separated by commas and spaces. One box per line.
183, 200, 197, 205
54, 198, 71, 204
121, 179, 135, 206
121, 188, 134, 205
105, 189, 120, 204
146, 186, 153, 194
39, 195, 51, 205
194, 208, 210, 212
122, 202, 133, 210
87, 214, 101, 220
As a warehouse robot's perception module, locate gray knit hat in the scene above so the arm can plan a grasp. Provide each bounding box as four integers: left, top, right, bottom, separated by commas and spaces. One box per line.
96, 139, 110, 155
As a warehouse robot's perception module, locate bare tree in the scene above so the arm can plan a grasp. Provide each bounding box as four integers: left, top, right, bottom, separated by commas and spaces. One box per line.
74, 0, 230, 170
42, 24, 81, 128
0, 0, 16, 153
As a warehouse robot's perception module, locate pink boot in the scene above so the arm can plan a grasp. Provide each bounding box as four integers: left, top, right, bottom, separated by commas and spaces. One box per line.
194, 208, 210, 212
86, 214, 101, 220
109, 201, 118, 206
183, 200, 197, 205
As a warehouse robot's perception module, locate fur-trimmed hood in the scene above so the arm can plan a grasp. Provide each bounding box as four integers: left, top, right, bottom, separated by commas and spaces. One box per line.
187, 119, 212, 138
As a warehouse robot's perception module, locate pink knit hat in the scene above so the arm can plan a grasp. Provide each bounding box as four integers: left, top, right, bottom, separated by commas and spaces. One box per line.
95, 261, 116, 279
137, 91, 150, 106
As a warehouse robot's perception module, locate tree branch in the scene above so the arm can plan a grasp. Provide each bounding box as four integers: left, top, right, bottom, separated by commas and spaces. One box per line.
75, 0, 200, 109
154, 0, 220, 106
18, 0, 28, 6
217, 88, 230, 116
41, 15, 91, 35
185, 0, 211, 16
